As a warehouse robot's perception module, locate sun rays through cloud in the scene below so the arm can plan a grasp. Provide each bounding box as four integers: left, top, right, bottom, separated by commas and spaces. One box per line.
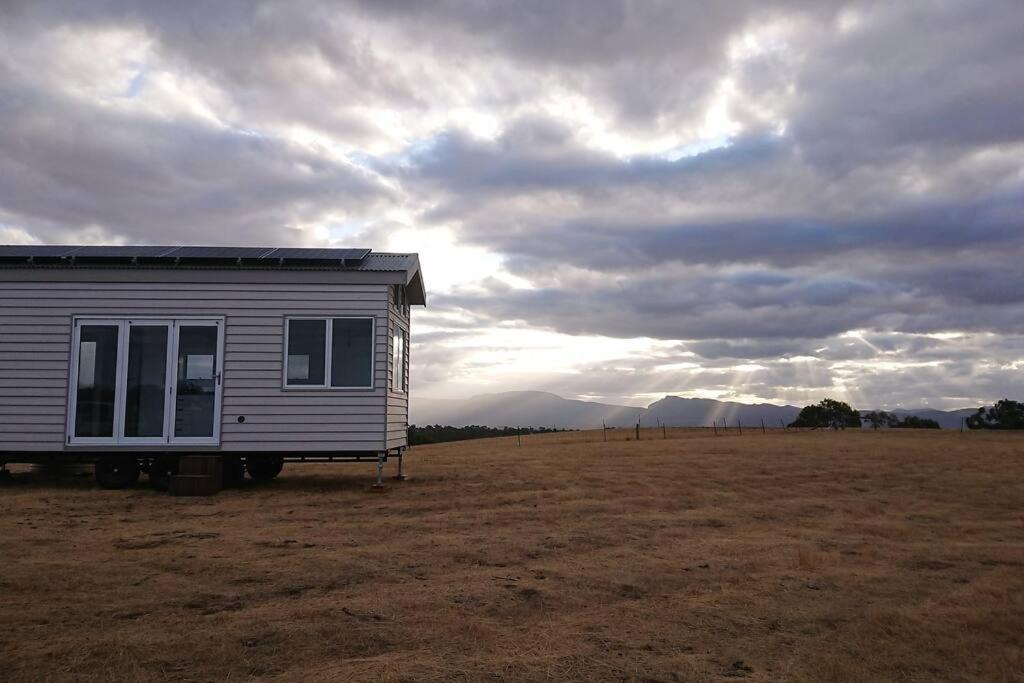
1, 1, 1022, 411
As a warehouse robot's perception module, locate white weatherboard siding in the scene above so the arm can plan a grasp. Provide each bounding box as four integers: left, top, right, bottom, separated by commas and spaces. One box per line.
385, 286, 411, 450
0, 275, 395, 452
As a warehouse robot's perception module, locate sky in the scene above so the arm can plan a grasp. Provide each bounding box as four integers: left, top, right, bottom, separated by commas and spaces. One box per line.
1, 0, 1022, 411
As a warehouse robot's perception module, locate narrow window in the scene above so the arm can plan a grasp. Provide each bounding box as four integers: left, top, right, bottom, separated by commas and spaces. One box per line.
331, 318, 374, 388
392, 327, 408, 392
393, 285, 409, 316
286, 319, 327, 386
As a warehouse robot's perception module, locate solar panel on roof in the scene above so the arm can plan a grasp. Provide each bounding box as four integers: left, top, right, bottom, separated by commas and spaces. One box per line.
269, 247, 371, 261
73, 245, 176, 258
0, 245, 80, 257
172, 246, 273, 259
0, 245, 374, 260
0, 244, 405, 272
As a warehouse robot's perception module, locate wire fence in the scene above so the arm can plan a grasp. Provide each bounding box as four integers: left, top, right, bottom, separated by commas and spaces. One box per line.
494, 420, 823, 447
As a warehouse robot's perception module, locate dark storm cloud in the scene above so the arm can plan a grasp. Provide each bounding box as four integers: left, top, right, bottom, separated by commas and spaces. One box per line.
434, 258, 1024, 342
390, 125, 786, 200
456, 189, 1022, 270
789, 2, 1024, 156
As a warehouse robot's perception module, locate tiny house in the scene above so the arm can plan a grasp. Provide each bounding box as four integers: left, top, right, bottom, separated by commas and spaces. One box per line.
0, 245, 425, 489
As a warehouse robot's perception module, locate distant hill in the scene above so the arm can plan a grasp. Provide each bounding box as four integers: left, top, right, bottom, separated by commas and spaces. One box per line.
411, 391, 642, 429
412, 390, 978, 429
641, 396, 800, 428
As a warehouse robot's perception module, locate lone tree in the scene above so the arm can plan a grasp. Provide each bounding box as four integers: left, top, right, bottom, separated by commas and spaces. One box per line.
790, 398, 862, 430
966, 399, 1024, 430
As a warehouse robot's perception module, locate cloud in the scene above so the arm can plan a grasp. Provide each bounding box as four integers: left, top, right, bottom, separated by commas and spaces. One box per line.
1, 0, 1022, 408
0, 44, 392, 244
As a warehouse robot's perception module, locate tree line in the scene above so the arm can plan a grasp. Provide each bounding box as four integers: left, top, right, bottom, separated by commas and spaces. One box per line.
408, 424, 568, 445
789, 398, 1024, 430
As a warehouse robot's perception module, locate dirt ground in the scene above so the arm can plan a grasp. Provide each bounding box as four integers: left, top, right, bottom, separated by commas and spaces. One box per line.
1, 429, 1023, 682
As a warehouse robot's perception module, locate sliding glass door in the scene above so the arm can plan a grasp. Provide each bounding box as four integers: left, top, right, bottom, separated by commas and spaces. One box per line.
67, 318, 223, 446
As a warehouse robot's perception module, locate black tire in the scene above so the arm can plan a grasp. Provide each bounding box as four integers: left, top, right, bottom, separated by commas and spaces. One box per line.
95, 456, 140, 489
246, 456, 284, 482
222, 456, 245, 488
148, 456, 178, 492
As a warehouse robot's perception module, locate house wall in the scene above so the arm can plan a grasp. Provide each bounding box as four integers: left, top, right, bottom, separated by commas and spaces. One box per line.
0, 269, 402, 453
385, 285, 411, 450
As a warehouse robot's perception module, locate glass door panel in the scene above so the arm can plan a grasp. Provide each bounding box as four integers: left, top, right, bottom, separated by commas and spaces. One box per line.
122, 324, 170, 440
172, 324, 220, 440
73, 324, 120, 438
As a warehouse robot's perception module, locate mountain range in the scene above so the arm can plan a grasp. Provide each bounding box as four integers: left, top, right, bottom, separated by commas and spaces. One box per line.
410, 391, 978, 429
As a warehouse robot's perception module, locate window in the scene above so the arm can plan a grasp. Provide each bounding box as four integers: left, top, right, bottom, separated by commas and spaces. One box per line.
392, 285, 409, 317
285, 319, 326, 385
284, 317, 375, 389
392, 326, 407, 392
331, 318, 373, 388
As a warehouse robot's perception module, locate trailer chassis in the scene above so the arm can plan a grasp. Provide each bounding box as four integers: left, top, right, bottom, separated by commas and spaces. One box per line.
0, 448, 408, 490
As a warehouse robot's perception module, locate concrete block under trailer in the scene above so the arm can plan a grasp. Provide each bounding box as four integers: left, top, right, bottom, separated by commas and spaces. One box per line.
0, 244, 425, 490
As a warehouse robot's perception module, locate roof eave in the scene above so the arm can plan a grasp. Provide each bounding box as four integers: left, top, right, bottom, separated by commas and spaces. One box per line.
405, 257, 427, 306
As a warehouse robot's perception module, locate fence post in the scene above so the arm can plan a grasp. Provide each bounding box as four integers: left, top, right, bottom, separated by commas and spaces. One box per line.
738, 420, 742, 435
662, 424, 667, 439
517, 426, 522, 447
761, 417, 766, 434
635, 422, 640, 441
603, 421, 607, 442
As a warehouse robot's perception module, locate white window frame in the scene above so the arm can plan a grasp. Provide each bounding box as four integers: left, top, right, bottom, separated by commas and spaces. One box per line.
66, 318, 125, 446
66, 316, 225, 447
119, 319, 174, 446
168, 319, 225, 446
282, 316, 376, 390
392, 325, 407, 393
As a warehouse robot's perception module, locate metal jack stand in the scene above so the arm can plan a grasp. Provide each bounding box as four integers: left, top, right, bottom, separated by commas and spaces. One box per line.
370, 451, 388, 492
392, 448, 408, 481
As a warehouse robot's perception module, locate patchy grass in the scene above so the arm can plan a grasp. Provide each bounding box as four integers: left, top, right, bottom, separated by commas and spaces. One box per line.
1, 429, 1023, 681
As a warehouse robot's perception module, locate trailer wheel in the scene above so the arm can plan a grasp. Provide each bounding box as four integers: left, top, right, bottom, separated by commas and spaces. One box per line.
246, 456, 284, 482
148, 456, 178, 492
222, 456, 245, 488
95, 457, 140, 489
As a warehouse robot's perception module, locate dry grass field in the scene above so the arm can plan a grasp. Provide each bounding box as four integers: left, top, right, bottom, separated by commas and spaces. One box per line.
1, 429, 1023, 682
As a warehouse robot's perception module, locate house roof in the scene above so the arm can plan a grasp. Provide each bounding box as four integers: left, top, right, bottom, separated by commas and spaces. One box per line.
0, 245, 426, 304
